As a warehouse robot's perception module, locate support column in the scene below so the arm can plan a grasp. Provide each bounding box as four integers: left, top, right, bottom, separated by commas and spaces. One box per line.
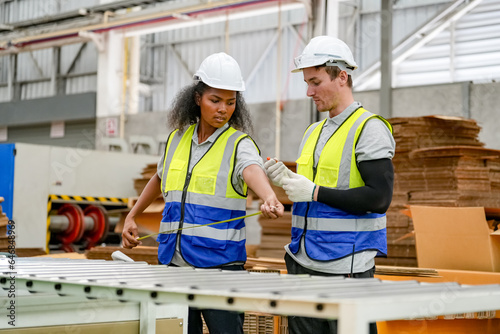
128, 35, 140, 115
139, 301, 156, 334
7, 54, 18, 101
51, 46, 61, 95
338, 303, 369, 334
313, 0, 326, 36
462, 81, 471, 119
96, 30, 124, 119
275, 2, 282, 160
380, 0, 393, 118
325, 0, 341, 37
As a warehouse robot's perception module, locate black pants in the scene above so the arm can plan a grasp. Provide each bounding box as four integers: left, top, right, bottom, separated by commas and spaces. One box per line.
184, 264, 245, 334
188, 308, 244, 334
285, 253, 378, 334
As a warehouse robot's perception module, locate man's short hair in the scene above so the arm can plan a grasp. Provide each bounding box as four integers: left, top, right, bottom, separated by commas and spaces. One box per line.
323, 66, 353, 88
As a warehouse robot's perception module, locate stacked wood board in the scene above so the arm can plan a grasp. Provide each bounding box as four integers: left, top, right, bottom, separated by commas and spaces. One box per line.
36, 252, 87, 259
12, 248, 47, 257
202, 312, 286, 334
381, 115, 500, 267
244, 256, 440, 278
0, 199, 44, 256
86, 245, 159, 264
243, 312, 286, 334
0, 197, 8, 251
245, 257, 287, 272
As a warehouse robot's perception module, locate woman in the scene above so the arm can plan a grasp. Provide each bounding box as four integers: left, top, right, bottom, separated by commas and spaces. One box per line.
122, 52, 284, 334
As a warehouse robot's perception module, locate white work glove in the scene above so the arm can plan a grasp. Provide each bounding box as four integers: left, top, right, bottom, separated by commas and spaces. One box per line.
264, 158, 292, 187
282, 173, 316, 202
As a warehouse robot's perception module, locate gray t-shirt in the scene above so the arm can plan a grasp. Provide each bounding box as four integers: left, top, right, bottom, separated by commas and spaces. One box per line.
157, 123, 263, 267
285, 102, 396, 274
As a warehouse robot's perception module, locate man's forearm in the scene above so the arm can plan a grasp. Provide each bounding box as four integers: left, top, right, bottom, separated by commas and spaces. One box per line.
316, 159, 394, 215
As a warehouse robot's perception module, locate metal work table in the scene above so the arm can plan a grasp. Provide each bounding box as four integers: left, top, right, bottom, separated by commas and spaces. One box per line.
1, 257, 500, 334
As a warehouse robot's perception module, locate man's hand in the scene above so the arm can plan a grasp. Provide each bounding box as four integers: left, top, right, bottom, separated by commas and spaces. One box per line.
282, 173, 316, 202
264, 158, 292, 187
121, 216, 142, 249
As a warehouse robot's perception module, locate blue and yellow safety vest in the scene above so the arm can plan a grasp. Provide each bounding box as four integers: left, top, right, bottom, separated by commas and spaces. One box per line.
157, 124, 258, 268
290, 107, 392, 261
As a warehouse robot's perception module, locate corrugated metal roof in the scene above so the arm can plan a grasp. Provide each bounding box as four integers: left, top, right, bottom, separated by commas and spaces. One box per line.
16, 48, 51, 81
138, 2, 309, 111
355, 3, 450, 71
359, 0, 500, 89
2, 0, 498, 105
66, 75, 98, 95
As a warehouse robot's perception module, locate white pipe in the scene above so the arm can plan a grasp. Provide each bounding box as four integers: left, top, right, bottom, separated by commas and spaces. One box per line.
0, 1, 303, 52
124, 2, 305, 38
275, 1, 282, 160
120, 34, 129, 139
128, 35, 140, 115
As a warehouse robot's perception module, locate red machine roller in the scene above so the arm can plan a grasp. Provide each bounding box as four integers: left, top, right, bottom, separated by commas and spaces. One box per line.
82, 205, 109, 249
54, 204, 85, 252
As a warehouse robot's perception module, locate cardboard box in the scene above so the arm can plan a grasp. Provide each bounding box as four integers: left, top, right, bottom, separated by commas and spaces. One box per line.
410, 205, 500, 272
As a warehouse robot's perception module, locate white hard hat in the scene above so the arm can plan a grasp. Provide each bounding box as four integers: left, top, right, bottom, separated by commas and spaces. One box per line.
292, 36, 358, 74
193, 52, 245, 92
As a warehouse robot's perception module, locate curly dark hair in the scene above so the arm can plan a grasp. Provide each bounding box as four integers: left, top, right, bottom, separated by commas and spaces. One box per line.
167, 81, 253, 135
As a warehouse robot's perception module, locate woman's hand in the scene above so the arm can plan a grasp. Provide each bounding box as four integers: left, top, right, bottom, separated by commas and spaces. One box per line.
121, 215, 142, 249
243, 164, 285, 219
121, 173, 162, 248
260, 197, 284, 219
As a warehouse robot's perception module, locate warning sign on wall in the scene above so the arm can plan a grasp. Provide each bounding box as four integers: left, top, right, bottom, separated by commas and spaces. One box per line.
50, 121, 65, 138
106, 118, 118, 137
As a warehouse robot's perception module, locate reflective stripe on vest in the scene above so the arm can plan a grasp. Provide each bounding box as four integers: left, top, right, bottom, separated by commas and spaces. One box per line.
290, 107, 392, 261
157, 124, 257, 268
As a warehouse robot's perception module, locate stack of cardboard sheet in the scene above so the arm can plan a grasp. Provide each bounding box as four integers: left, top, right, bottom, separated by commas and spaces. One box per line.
381, 115, 500, 267
407, 146, 500, 207
390, 115, 483, 150
381, 191, 417, 267
257, 211, 292, 259
133, 162, 157, 196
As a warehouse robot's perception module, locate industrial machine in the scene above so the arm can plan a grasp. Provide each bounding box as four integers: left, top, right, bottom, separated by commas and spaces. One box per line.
0, 143, 159, 253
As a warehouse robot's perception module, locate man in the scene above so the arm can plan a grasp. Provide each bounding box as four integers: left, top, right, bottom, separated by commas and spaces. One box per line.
264, 36, 395, 334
